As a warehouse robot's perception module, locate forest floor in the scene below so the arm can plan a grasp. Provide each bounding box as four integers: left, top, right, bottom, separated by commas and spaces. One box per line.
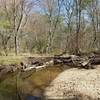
0, 56, 24, 65
0, 54, 54, 65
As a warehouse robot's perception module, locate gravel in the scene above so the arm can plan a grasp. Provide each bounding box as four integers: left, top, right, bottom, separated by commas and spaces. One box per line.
44, 66, 100, 100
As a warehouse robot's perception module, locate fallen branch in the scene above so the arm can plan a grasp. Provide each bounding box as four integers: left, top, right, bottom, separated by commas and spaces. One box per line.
20, 53, 100, 71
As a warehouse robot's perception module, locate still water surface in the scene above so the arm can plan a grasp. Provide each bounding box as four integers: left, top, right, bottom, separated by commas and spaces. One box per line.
0, 66, 63, 100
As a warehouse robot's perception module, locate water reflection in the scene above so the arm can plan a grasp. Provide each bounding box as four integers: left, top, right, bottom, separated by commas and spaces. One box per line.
0, 66, 63, 100
25, 95, 41, 100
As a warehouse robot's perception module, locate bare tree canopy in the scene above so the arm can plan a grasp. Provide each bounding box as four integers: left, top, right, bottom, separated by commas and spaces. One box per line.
0, 0, 100, 55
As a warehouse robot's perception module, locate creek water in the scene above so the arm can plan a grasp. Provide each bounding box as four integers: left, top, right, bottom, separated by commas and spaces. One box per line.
0, 66, 63, 100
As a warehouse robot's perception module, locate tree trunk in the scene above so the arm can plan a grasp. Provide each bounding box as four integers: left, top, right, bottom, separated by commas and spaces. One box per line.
15, 36, 17, 55
75, 0, 81, 55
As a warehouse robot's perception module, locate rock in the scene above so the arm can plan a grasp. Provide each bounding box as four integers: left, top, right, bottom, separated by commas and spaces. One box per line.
44, 67, 100, 100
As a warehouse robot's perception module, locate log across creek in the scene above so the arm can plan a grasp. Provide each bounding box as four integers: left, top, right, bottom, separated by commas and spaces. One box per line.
21, 53, 100, 71
0, 53, 100, 74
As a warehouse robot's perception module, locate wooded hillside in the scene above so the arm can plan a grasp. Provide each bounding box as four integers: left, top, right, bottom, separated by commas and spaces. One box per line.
0, 0, 100, 55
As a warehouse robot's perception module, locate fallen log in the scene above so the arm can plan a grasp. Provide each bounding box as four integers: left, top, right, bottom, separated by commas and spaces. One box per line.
54, 54, 100, 68
21, 58, 54, 72
89, 54, 100, 65
53, 55, 89, 67
20, 53, 100, 71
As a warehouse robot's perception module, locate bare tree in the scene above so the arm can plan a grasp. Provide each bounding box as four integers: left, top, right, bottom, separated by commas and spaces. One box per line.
0, 0, 39, 55
40, 0, 63, 53
74, 0, 82, 54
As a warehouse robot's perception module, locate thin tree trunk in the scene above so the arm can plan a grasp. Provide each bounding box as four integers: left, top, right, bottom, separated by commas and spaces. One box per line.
75, 0, 79, 54
15, 36, 18, 55
91, 0, 98, 49
75, 0, 81, 55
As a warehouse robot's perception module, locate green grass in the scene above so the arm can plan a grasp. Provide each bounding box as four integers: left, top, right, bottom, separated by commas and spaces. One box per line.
0, 56, 24, 65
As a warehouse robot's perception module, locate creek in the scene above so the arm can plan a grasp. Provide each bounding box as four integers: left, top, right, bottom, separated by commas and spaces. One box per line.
0, 66, 63, 100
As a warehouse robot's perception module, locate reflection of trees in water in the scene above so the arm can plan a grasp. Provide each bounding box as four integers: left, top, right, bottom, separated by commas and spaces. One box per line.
0, 66, 62, 100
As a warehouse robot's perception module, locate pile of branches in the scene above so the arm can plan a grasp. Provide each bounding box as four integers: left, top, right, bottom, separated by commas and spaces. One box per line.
20, 52, 100, 71
54, 52, 100, 69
